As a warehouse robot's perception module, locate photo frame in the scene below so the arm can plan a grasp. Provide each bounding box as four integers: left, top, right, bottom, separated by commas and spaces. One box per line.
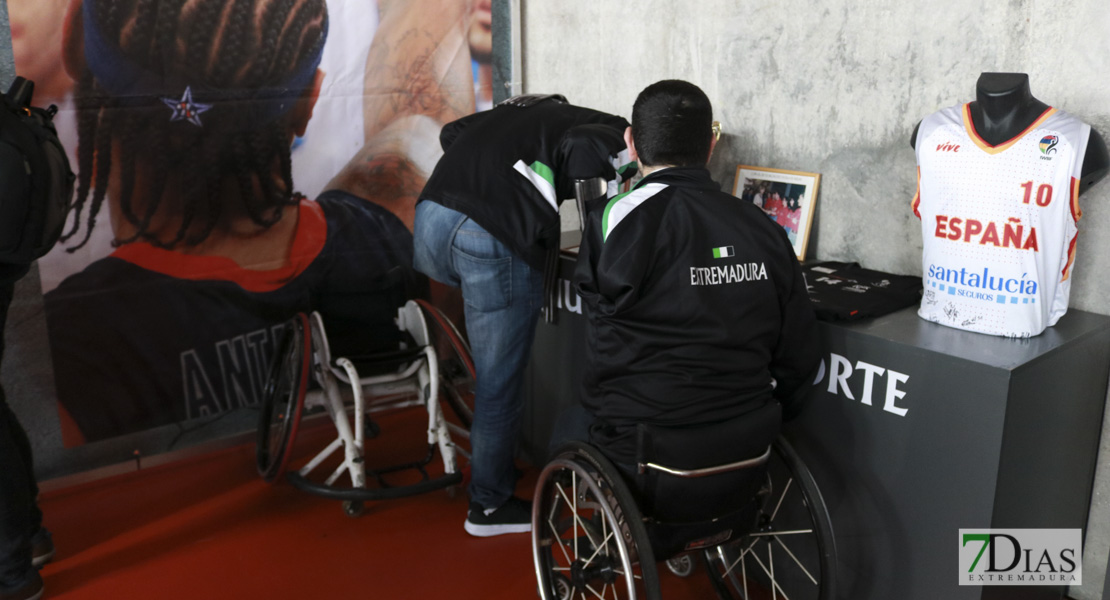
733, 165, 821, 260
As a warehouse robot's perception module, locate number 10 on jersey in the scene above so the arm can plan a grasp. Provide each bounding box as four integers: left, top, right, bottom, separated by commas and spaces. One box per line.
1020, 181, 1053, 207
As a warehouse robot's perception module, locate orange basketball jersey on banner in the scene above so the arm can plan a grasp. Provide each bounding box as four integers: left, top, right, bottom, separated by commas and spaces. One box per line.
912, 104, 1091, 337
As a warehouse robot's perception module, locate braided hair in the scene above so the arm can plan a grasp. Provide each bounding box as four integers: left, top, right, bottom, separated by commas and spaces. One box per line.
63, 0, 328, 250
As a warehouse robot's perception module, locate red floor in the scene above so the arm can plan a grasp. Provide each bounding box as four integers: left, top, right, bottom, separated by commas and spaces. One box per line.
36, 409, 719, 599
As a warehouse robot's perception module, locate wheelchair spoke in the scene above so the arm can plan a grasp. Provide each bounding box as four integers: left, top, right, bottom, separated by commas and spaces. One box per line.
618, 572, 643, 587
573, 472, 580, 560
747, 529, 813, 537
547, 517, 574, 565
741, 547, 749, 600
770, 477, 794, 522
583, 529, 617, 566
719, 535, 761, 579
554, 479, 603, 555
774, 536, 818, 585
584, 583, 606, 600
769, 543, 776, 600
748, 549, 792, 600
610, 568, 643, 581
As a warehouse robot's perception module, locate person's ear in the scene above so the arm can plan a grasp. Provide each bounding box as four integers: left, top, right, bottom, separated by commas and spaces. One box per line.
623, 126, 638, 163
292, 69, 325, 138
62, 0, 87, 80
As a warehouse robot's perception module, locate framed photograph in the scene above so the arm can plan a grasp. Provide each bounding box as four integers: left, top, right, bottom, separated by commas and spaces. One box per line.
733, 166, 821, 260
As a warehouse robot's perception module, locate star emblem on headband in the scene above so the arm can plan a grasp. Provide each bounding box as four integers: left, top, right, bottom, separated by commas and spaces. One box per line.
161, 87, 212, 127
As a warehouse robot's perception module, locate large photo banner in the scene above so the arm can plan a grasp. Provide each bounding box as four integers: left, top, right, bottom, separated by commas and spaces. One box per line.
10, 0, 494, 446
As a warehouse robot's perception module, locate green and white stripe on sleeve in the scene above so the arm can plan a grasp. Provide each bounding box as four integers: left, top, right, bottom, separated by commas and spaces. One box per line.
513, 159, 558, 212
601, 183, 668, 242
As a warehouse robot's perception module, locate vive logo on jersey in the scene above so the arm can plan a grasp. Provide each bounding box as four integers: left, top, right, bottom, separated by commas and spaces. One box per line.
936, 141, 961, 153
1039, 135, 1059, 155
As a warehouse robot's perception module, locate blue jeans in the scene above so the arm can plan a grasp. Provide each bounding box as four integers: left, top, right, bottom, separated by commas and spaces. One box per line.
413, 201, 544, 510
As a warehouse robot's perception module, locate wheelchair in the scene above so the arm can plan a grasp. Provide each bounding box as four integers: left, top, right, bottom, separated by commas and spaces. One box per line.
255, 299, 476, 517
532, 403, 836, 600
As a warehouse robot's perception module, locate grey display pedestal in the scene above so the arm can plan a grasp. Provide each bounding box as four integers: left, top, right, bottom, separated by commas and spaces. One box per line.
522, 253, 1110, 600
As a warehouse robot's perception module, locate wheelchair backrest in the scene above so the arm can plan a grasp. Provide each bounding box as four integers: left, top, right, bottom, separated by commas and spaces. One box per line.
634, 401, 782, 557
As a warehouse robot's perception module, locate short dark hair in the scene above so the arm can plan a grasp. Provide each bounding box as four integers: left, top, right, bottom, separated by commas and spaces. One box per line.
630, 80, 713, 168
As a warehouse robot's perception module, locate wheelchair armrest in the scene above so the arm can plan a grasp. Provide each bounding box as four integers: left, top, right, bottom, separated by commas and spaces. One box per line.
638, 445, 771, 478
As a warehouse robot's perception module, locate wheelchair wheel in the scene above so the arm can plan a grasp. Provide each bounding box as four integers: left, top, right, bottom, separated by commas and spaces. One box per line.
414, 299, 476, 428
256, 313, 311, 483
703, 437, 836, 600
533, 442, 661, 600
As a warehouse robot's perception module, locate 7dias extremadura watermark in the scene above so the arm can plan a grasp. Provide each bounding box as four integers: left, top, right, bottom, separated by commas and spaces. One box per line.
960, 529, 1081, 586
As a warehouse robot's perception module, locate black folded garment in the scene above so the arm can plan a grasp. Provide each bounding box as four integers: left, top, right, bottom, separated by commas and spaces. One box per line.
802, 261, 922, 321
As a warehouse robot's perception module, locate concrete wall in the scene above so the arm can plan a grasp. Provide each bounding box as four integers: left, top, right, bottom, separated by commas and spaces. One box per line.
519, 1, 1110, 598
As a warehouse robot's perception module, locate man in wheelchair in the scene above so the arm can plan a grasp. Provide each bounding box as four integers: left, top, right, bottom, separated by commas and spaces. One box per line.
571, 79, 820, 472
537, 79, 829, 600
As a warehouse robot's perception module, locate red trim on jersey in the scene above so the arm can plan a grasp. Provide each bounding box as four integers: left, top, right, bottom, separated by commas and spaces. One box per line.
961, 104, 1057, 155
911, 167, 921, 219
1063, 177, 1082, 282
1070, 177, 1082, 223
110, 199, 327, 293
1063, 234, 1078, 282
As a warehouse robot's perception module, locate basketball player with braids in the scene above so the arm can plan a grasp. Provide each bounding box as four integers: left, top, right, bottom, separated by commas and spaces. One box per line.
44, 0, 476, 444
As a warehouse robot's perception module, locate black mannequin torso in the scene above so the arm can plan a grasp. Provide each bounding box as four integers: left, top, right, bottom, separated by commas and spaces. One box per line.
968, 72, 1050, 146
911, 72, 1109, 195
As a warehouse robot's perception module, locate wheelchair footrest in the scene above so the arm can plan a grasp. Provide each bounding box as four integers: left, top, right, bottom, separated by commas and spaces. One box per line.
286, 470, 463, 501
364, 444, 439, 487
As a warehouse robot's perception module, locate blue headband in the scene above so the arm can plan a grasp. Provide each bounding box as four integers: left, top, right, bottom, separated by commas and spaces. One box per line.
82, 0, 328, 126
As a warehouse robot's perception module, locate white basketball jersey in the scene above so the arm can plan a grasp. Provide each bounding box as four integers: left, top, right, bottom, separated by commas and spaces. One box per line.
912, 104, 1091, 337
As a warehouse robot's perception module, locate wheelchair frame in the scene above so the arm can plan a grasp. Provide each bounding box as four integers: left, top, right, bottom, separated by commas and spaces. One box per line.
256, 300, 476, 517
532, 437, 836, 600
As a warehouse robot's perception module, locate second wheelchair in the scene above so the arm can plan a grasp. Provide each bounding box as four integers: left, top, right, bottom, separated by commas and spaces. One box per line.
255, 299, 476, 516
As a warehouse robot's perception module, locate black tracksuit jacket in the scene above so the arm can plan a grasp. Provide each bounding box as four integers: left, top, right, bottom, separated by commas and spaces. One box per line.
574, 166, 821, 463
419, 100, 632, 271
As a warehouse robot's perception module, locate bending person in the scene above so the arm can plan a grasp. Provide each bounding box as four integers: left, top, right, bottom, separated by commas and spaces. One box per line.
414, 95, 635, 536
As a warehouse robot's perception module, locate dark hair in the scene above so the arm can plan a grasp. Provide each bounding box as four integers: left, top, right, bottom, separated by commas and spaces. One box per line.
63, 0, 327, 250
630, 80, 713, 168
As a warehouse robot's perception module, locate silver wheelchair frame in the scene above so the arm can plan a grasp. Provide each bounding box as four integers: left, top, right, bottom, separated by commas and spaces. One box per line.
256, 300, 475, 517
532, 437, 837, 600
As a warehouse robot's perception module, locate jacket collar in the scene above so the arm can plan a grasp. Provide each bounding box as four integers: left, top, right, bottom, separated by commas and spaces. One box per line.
635, 165, 720, 191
